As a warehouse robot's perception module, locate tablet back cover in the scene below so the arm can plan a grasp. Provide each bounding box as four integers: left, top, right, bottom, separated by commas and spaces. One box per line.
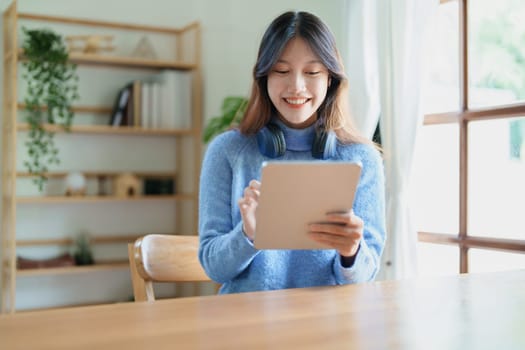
254, 161, 361, 250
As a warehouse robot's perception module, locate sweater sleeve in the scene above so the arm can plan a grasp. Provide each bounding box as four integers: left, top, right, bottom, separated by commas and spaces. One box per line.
333, 145, 386, 284
198, 133, 260, 284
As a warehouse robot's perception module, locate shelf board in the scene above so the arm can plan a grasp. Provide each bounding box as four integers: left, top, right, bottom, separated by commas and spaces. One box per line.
16, 123, 197, 136
17, 260, 129, 277
18, 49, 196, 70
16, 194, 194, 204
17, 102, 112, 115
17, 171, 177, 178
69, 52, 197, 70
17, 234, 143, 247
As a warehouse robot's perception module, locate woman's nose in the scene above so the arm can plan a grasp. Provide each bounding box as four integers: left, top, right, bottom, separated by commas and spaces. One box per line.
287, 73, 306, 94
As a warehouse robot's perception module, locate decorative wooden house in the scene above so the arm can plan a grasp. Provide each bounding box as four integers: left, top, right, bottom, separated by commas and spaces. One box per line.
113, 173, 141, 197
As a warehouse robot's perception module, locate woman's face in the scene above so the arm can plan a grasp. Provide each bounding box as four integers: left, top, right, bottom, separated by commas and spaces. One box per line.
267, 37, 330, 127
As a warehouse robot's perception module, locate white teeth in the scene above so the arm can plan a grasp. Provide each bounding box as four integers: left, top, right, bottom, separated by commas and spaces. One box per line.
285, 98, 308, 105
286, 98, 306, 105
286, 99, 307, 104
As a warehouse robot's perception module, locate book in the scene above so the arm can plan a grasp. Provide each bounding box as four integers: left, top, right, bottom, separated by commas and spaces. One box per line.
132, 80, 142, 127
141, 82, 151, 128
124, 71, 192, 130
110, 80, 143, 127
151, 82, 161, 129
155, 70, 192, 129
109, 83, 132, 126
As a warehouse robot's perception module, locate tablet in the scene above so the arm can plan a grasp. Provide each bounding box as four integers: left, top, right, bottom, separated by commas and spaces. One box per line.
254, 161, 362, 250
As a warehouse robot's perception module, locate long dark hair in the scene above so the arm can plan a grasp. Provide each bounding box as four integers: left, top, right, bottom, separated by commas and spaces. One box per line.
239, 11, 366, 144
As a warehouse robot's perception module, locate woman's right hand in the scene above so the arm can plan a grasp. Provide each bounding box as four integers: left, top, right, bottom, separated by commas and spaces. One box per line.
238, 179, 261, 240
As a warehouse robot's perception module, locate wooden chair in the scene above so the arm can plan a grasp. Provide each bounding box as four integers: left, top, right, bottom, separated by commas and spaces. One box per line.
128, 234, 211, 302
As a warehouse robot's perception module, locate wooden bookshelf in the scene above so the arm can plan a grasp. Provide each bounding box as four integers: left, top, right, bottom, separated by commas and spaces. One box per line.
1, 0, 203, 313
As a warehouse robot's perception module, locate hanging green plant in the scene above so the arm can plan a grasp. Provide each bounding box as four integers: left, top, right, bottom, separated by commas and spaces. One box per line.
203, 96, 248, 143
21, 27, 80, 191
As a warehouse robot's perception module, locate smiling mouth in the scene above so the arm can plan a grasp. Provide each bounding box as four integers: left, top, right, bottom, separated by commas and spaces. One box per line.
284, 98, 310, 105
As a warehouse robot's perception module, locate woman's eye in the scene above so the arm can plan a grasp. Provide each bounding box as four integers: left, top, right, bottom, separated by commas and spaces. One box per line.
273, 70, 288, 74
306, 71, 321, 76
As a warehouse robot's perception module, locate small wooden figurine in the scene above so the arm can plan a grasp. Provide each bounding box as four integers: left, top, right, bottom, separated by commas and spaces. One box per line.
66, 35, 116, 54
113, 173, 141, 197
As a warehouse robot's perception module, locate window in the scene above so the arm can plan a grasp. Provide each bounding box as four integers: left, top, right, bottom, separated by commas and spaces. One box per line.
415, 0, 525, 275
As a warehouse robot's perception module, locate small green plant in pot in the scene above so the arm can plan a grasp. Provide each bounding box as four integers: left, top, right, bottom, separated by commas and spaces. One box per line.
73, 233, 94, 265
203, 96, 248, 143
21, 27, 80, 191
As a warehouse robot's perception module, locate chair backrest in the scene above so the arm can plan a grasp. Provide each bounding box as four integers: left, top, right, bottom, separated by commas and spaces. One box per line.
128, 234, 211, 302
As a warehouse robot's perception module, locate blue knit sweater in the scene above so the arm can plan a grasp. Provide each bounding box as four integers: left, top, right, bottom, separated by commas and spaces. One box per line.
198, 121, 386, 293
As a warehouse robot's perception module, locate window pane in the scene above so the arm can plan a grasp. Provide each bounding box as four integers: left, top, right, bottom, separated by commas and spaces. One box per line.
469, 0, 525, 108
469, 117, 525, 240
421, 1, 460, 114
417, 242, 459, 276
469, 248, 525, 273
412, 124, 459, 233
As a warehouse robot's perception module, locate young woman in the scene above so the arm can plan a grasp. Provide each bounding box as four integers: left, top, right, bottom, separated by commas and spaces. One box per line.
199, 11, 386, 293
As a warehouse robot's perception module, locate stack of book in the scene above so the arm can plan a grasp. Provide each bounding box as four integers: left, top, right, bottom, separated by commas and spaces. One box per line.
109, 70, 192, 129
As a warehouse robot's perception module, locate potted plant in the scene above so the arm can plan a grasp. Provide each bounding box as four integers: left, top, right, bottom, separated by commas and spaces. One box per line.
73, 233, 94, 265
21, 27, 79, 191
203, 96, 247, 143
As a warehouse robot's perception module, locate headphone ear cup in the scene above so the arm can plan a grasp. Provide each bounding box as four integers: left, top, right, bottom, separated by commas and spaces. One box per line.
312, 129, 337, 159
256, 123, 286, 158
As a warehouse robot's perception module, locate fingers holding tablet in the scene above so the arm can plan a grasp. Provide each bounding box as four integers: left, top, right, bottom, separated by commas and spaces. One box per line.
308, 210, 363, 257
239, 179, 262, 240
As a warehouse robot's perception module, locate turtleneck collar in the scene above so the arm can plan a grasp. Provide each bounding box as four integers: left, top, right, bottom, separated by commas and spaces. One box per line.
273, 118, 316, 152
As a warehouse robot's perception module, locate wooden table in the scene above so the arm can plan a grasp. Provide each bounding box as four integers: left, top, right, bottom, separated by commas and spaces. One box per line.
1, 269, 524, 350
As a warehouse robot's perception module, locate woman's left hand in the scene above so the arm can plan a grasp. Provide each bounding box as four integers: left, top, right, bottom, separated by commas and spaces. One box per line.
308, 210, 363, 257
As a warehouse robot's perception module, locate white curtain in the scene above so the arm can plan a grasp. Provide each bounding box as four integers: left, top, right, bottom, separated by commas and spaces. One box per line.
344, 0, 380, 139
344, 0, 439, 280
